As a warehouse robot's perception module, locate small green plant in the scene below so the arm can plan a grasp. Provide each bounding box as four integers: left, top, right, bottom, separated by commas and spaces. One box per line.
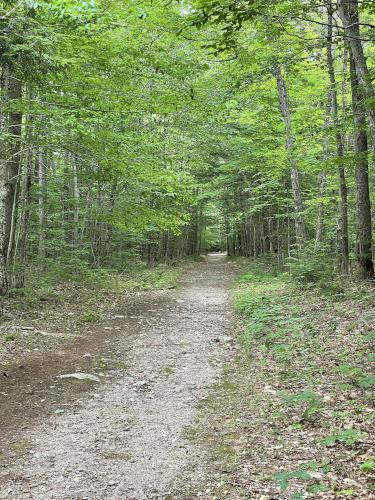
163, 365, 175, 376
291, 493, 306, 500
98, 358, 108, 370
361, 332, 375, 342
275, 462, 329, 497
275, 469, 311, 492
283, 391, 321, 420
337, 364, 375, 388
4, 333, 16, 342
358, 375, 375, 388
337, 363, 364, 381
360, 458, 375, 474
103, 451, 131, 461
320, 429, 367, 446
307, 482, 328, 493
82, 310, 102, 322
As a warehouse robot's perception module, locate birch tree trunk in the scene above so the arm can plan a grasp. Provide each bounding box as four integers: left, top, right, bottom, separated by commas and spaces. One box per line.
72, 156, 80, 248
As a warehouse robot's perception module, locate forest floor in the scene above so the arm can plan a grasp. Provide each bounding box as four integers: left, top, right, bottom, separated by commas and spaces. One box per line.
0, 256, 374, 500
0, 254, 238, 499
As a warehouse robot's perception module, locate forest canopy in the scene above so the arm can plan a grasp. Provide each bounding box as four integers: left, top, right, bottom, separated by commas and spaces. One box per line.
0, 0, 375, 292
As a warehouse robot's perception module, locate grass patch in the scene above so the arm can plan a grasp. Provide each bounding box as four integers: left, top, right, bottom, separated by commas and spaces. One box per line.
122, 263, 182, 290
82, 310, 102, 322
4, 333, 16, 342
1, 260, 185, 319
162, 365, 176, 376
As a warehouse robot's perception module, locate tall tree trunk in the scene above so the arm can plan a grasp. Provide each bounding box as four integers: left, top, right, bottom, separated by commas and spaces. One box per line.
274, 66, 306, 244
72, 156, 80, 248
315, 171, 326, 246
350, 55, 374, 278
326, 2, 349, 274
13, 141, 33, 288
38, 149, 47, 260
338, 0, 375, 147
0, 73, 22, 292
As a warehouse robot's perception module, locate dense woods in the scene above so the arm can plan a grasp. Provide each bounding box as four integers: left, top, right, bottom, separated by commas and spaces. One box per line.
0, 0, 375, 292
1, 2, 375, 498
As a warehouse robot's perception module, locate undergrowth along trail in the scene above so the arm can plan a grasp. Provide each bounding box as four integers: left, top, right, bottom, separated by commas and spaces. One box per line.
189, 260, 375, 499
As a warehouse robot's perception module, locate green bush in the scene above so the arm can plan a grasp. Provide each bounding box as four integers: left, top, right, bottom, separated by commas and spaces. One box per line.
287, 242, 343, 293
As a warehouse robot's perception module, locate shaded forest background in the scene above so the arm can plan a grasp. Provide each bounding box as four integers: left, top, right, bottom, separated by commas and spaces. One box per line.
1, 0, 375, 294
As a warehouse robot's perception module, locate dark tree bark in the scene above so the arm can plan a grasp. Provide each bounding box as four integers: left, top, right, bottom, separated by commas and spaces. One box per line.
326, 1, 349, 274
350, 55, 374, 278
338, 0, 375, 148
38, 149, 47, 260
0, 72, 22, 292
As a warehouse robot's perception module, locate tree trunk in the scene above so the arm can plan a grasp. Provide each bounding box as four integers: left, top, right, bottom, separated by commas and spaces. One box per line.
315, 171, 326, 246
338, 0, 375, 147
274, 66, 306, 244
13, 141, 33, 288
38, 149, 47, 261
0, 73, 22, 292
350, 54, 374, 278
326, 2, 349, 274
72, 156, 80, 248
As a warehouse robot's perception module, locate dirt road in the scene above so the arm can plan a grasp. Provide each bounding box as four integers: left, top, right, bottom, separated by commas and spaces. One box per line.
0, 254, 236, 499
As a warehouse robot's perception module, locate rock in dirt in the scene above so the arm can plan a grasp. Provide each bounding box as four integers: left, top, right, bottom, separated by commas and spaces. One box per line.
58, 373, 100, 382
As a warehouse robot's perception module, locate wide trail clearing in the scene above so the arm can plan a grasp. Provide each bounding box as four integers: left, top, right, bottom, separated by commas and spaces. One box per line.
0, 254, 236, 499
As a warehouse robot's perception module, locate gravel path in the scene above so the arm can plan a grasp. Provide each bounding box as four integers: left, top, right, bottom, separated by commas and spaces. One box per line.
0, 254, 236, 499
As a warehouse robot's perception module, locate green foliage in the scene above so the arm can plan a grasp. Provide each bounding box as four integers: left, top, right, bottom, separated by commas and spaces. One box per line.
274, 461, 328, 496
275, 469, 311, 492
360, 458, 375, 474
287, 243, 342, 293
320, 429, 368, 447
291, 493, 306, 500
82, 310, 102, 322
123, 263, 181, 290
283, 391, 321, 419
359, 375, 375, 388
307, 483, 328, 494
4, 333, 16, 342
1, 0, 374, 293
337, 364, 375, 389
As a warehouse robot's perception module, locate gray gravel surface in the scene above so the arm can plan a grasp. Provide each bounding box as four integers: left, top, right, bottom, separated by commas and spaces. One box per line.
0, 254, 236, 499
